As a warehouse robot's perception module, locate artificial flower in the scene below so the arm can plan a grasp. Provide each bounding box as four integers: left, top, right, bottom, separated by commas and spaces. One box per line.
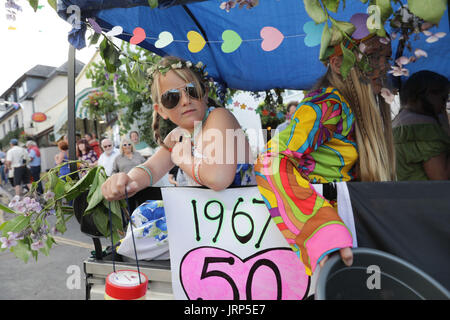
423, 30, 446, 43
414, 49, 428, 58
388, 66, 409, 77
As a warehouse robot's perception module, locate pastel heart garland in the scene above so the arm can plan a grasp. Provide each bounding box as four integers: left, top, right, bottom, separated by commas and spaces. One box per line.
155, 31, 174, 48
187, 31, 206, 53
130, 27, 146, 45
260, 26, 284, 51
221, 29, 242, 53
106, 26, 123, 37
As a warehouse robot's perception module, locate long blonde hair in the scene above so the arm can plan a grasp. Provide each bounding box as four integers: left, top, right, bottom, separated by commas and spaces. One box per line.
315, 67, 396, 182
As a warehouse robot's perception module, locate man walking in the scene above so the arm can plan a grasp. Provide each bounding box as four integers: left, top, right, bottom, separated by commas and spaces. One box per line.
97, 138, 119, 176
26, 140, 43, 194
6, 139, 31, 196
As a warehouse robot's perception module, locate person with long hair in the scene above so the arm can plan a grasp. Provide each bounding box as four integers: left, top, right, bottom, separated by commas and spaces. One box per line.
76, 138, 98, 176
254, 14, 396, 276
393, 70, 450, 180
101, 56, 254, 260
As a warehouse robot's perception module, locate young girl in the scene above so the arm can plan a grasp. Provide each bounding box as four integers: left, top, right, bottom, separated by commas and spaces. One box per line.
101, 56, 255, 260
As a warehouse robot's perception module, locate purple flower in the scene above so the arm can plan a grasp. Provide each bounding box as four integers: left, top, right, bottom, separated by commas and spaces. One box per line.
113, 73, 119, 82
8, 195, 20, 209
105, 73, 110, 80
31, 240, 44, 251
43, 191, 55, 202
0, 232, 21, 249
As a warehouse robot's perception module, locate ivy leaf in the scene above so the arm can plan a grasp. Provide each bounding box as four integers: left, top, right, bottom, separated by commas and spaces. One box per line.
375, 0, 393, 23
148, 0, 159, 9
47, 0, 57, 11
408, 0, 447, 24
323, 0, 340, 13
28, 0, 39, 12
303, 0, 328, 24
340, 42, 356, 79
1, 215, 30, 235
319, 23, 332, 61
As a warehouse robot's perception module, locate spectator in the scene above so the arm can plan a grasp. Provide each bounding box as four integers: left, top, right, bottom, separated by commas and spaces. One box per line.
129, 130, 152, 157
26, 140, 43, 194
112, 138, 145, 174
77, 139, 98, 176
275, 101, 298, 133
85, 132, 102, 158
6, 139, 31, 196
393, 70, 450, 180
55, 140, 70, 180
98, 138, 120, 176
0, 149, 6, 185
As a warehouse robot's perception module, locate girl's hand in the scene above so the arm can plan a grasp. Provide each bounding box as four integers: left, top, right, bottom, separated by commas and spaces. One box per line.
101, 172, 139, 201
319, 247, 353, 268
170, 135, 192, 167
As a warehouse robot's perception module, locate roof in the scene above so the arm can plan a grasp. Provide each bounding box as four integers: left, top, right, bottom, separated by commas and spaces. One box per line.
1, 60, 85, 99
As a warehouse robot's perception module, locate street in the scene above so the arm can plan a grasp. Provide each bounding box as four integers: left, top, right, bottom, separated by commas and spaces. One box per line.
0, 184, 108, 300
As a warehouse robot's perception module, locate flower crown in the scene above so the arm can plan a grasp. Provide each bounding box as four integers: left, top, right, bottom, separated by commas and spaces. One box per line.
146, 59, 209, 85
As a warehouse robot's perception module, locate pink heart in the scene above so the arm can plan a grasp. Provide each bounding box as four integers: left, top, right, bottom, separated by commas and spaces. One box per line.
130, 27, 146, 45
180, 246, 309, 300
260, 26, 284, 51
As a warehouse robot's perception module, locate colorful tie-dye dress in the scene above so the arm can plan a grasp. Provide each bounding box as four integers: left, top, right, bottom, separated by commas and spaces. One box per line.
254, 87, 357, 275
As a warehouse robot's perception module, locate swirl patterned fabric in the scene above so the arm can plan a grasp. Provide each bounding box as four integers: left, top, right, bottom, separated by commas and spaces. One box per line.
255, 87, 357, 275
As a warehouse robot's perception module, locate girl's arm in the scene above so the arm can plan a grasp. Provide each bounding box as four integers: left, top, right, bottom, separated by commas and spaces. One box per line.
173, 108, 252, 191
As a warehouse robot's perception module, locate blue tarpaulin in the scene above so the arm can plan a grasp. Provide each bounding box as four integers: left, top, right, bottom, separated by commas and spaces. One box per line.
58, 0, 449, 91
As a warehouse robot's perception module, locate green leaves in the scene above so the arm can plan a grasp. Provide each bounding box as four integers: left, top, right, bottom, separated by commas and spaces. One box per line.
148, 0, 159, 9
28, 0, 39, 11
340, 42, 356, 79
323, 0, 340, 13
408, 0, 447, 24
47, 0, 57, 11
319, 23, 332, 61
304, 0, 328, 23
100, 38, 121, 73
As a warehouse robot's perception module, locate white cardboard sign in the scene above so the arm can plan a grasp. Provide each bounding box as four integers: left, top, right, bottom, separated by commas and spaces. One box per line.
161, 186, 310, 300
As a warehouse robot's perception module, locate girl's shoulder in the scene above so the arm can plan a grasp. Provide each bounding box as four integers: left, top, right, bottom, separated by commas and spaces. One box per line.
205, 107, 239, 128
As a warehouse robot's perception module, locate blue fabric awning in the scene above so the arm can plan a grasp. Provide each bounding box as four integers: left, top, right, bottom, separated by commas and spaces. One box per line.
57, 0, 449, 91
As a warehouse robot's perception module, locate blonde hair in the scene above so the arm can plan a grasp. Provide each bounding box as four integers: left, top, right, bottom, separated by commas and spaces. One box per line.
315, 67, 396, 182
150, 56, 206, 149
119, 137, 135, 155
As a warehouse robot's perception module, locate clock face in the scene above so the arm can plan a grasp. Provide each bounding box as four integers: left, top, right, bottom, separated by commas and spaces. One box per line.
107, 271, 145, 287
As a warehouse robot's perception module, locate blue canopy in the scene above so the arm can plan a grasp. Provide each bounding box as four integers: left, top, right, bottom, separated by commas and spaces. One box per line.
58, 0, 449, 91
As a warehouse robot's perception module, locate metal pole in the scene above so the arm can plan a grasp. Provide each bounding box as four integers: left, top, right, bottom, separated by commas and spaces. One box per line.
68, 45, 77, 172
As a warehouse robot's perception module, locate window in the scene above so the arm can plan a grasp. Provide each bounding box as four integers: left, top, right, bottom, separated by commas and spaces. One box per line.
2, 124, 5, 137
17, 82, 27, 98
13, 115, 19, 129
8, 119, 12, 132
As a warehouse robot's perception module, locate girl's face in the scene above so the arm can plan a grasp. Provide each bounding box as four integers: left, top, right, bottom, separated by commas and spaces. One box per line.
154, 70, 207, 132
78, 143, 85, 152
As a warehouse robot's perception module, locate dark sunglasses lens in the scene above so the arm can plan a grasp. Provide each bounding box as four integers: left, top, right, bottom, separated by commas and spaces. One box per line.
186, 86, 200, 99
161, 91, 181, 109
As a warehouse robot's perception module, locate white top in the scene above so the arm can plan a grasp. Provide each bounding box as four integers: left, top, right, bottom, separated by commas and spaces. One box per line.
97, 148, 120, 176
6, 146, 29, 168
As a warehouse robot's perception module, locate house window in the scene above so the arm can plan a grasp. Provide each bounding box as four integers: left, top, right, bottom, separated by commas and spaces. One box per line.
13, 115, 19, 129
8, 119, 12, 132
2, 124, 5, 137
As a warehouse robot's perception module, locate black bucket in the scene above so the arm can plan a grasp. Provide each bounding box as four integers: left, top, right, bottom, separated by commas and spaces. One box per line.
315, 247, 450, 300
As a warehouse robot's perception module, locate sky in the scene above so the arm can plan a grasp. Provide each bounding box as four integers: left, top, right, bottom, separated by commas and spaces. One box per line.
0, 1, 97, 95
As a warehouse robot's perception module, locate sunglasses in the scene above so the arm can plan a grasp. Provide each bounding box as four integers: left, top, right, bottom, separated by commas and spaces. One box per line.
160, 82, 203, 109
123, 144, 132, 147
103, 144, 112, 148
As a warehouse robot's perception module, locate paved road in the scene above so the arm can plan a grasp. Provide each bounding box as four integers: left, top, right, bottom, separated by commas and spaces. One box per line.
0, 185, 109, 300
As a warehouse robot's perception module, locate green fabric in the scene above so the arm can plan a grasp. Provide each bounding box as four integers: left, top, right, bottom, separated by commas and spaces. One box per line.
134, 141, 150, 150
394, 123, 450, 181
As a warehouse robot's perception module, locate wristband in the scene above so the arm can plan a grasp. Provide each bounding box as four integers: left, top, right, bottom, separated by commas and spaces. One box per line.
135, 165, 153, 187
192, 160, 203, 185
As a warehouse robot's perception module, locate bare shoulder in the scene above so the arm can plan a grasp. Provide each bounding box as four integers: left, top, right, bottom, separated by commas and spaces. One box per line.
206, 107, 240, 129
